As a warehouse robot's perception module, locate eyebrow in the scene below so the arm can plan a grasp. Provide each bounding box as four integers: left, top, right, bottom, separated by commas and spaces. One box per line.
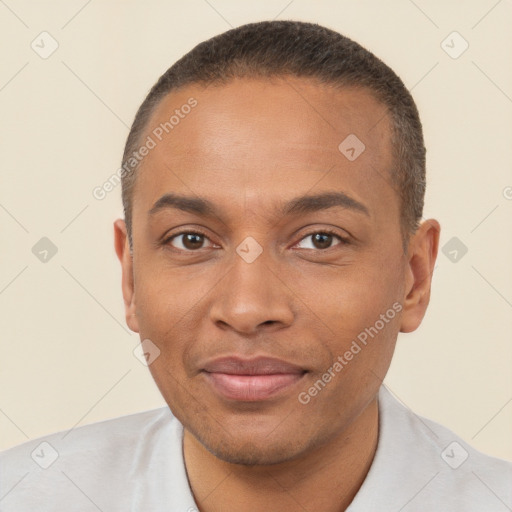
148, 191, 370, 220
282, 191, 370, 217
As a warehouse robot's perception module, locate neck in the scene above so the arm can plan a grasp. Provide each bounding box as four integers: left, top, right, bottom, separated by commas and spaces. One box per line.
183, 397, 379, 512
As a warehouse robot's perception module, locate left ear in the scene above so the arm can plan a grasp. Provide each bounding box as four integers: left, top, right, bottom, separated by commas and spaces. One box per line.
399, 219, 440, 333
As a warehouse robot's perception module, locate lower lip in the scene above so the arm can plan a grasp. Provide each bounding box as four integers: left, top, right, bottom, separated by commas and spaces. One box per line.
203, 372, 305, 401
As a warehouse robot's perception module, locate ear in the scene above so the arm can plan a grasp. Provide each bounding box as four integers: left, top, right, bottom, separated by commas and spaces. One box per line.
400, 219, 440, 333
114, 219, 139, 333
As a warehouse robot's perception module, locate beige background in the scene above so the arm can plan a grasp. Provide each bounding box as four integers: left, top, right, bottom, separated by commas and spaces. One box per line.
1, 0, 511, 461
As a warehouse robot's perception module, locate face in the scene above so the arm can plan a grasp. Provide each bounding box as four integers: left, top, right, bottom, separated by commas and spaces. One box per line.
115, 77, 438, 465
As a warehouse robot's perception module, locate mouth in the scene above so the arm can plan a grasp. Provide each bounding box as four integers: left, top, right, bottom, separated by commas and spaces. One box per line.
202, 356, 307, 402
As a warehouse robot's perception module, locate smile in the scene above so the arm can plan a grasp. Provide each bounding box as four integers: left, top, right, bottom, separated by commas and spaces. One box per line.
201, 356, 307, 401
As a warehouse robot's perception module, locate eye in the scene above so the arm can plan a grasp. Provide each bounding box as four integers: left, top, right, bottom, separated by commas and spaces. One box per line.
294, 230, 348, 250
165, 231, 214, 251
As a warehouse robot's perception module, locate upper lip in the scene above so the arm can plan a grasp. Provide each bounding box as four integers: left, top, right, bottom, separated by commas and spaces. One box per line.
202, 356, 306, 375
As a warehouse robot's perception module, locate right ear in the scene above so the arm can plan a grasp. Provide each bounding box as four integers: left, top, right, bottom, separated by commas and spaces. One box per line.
114, 219, 139, 333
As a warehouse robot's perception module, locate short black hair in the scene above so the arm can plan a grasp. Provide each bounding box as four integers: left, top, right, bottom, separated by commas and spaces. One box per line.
121, 20, 425, 250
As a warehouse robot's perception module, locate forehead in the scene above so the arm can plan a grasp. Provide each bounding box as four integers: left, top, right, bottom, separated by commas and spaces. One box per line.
134, 77, 397, 226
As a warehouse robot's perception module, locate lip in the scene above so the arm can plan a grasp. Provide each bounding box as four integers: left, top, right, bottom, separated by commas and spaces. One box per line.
202, 356, 306, 401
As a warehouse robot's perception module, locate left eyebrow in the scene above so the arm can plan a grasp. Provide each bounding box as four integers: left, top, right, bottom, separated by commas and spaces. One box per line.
279, 191, 370, 218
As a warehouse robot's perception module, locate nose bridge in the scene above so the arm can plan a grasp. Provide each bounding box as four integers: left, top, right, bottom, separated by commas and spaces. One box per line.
209, 240, 294, 333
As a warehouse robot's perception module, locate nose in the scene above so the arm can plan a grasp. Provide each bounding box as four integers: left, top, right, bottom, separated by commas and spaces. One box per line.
208, 247, 295, 335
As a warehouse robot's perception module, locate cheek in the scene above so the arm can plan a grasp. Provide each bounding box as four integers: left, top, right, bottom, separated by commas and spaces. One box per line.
133, 258, 206, 329
329, 265, 400, 324
132, 262, 217, 377
314, 257, 403, 368
146, 358, 207, 431
132, 277, 188, 374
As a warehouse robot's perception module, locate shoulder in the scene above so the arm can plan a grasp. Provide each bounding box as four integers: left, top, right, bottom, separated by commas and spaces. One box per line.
0, 407, 184, 511
354, 386, 512, 511
0, 407, 173, 468
413, 403, 512, 509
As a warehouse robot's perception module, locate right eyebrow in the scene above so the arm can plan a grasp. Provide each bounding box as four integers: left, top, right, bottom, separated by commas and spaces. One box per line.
148, 194, 219, 218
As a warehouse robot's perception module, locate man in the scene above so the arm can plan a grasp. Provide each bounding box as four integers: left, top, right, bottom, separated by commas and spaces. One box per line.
1, 20, 511, 512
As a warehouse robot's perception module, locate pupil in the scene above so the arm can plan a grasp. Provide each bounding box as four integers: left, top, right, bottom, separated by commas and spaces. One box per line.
184, 234, 203, 249
314, 233, 331, 249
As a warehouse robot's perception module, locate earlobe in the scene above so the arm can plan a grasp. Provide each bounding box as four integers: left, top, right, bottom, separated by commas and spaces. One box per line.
113, 219, 139, 333
399, 219, 440, 333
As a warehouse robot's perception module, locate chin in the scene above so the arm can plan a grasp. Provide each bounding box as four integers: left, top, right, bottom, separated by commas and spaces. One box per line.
205, 438, 304, 466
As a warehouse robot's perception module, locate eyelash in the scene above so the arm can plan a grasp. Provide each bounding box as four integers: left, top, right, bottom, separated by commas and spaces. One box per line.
296, 228, 350, 249
162, 228, 350, 252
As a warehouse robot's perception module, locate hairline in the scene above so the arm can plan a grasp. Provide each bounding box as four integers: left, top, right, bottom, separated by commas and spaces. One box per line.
125, 75, 414, 254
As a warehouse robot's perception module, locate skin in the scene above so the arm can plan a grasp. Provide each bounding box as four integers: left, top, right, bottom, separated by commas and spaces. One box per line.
114, 77, 440, 511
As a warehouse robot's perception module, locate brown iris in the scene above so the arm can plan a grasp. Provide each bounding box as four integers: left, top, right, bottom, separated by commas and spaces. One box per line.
311, 233, 334, 250
182, 233, 205, 250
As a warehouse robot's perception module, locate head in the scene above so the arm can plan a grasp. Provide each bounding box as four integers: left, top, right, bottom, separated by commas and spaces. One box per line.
115, 21, 439, 465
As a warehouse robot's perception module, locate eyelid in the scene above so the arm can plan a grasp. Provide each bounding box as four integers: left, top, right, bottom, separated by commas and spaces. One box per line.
291, 227, 350, 250
163, 226, 350, 252
163, 228, 215, 250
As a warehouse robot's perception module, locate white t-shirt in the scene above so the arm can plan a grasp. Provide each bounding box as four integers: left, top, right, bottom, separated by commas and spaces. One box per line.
1, 385, 511, 511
